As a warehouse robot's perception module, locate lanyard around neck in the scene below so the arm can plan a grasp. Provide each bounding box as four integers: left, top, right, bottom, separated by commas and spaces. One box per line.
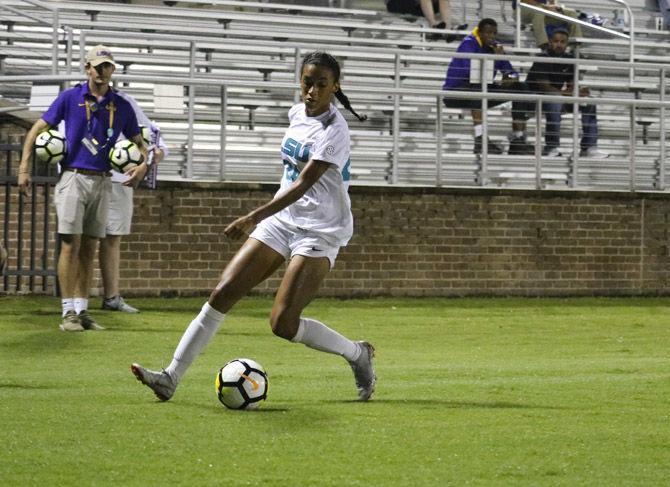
84, 97, 116, 143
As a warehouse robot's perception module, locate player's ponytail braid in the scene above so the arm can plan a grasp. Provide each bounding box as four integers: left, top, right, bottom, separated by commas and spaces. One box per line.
334, 90, 367, 122
301, 51, 367, 122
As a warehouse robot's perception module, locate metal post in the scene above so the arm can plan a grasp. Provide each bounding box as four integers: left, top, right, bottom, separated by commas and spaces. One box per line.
572, 56, 580, 188
614, 0, 636, 85
659, 68, 666, 190
629, 104, 637, 191
51, 9, 59, 74
42, 184, 51, 292
65, 27, 73, 75
220, 85, 227, 182
436, 95, 443, 187
186, 41, 196, 179
480, 61, 488, 186
79, 32, 86, 73
535, 99, 542, 190
391, 53, 400, 185
294, 47, 301, 104
515, 0, 521, 48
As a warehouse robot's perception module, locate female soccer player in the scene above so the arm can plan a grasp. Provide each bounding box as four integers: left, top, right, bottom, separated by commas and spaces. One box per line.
131, 51, 376, 402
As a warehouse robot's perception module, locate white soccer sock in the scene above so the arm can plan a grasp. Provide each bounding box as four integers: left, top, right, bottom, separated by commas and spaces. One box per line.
165, 302, 225, 383
74, 298, 88, 314
62, 298, 75, 317
291, 317, 361, 362
473, 124, 483, 138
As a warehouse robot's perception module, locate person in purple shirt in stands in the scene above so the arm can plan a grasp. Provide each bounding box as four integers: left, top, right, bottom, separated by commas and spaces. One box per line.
18, 44, 148, 332
442, 18, 533, 155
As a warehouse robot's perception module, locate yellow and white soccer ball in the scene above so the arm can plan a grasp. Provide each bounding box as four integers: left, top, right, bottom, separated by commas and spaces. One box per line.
215, 358, 268, 410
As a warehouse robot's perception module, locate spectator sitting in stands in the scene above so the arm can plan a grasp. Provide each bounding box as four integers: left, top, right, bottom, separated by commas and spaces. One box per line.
524, 28, 609, 159
442, 18, 534, 155
384, 0, 466, 41
514, 0, 582, 49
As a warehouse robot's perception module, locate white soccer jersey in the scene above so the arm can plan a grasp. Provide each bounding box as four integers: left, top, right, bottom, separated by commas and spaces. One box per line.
274, 102, 353, 247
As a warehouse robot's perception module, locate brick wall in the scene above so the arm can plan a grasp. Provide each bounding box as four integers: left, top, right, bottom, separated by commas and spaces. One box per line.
122, 183, 669, 297
3, 120, 670, 297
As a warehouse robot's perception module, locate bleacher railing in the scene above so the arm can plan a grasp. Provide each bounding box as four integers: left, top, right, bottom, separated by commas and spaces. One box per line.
2, 47, 668, 192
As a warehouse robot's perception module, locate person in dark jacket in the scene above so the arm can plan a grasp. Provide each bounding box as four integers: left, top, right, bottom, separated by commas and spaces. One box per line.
442, 18, 533, 155
525, 28, 609, 158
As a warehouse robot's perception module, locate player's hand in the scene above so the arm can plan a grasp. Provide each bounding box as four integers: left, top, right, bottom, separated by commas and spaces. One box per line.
153, 148, 165, 165
493, 44, 505, 55
122, 161, 148, 187
224, 215, 256, 241
18, 171, 31, 197
501, 77, 517, 89
579, 87, 590, 97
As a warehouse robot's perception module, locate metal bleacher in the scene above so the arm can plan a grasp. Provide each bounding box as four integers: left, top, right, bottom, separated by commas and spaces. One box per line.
0, 0, 668, 191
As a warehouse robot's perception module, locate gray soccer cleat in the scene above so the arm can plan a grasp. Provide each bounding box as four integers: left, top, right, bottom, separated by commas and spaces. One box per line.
103, 295, 139, 313
131, 363, 176, 401
78, 310, 105, 331
348, 341, 376, 401
59, 310, 85, 332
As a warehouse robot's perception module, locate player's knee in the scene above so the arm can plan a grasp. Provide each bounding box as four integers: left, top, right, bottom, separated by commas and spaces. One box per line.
59, 234, 80, 254
269, 309, 298, 340
208, 279, 238, 314
59, 233, 75, 245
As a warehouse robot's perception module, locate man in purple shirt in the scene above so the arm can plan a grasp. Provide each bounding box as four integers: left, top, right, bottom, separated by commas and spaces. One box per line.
18, 45, 148, 332
443, 18, 533, 155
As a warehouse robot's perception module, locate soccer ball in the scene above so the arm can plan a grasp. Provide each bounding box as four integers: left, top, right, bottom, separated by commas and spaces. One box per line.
139, 125, 151, 146
215, 358, 268, 410
34, 129, 66, 164
109, 139, 143, 173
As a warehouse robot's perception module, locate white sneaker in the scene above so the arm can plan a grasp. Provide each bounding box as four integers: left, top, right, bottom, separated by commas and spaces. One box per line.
348, 342, 376, 401
78, 310, 105, 331
131, 364, 177, 401
580, 147, 610, 159
103, 295, 139, 313
543, 147, 563, 157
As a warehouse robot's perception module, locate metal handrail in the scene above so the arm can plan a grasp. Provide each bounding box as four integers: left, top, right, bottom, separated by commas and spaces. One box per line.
2, 69, 667, 192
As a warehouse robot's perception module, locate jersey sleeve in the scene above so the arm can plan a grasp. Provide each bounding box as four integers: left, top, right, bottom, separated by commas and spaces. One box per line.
310, 118, 349, 170
121, 102, 141, 140
41, 89, 68, 127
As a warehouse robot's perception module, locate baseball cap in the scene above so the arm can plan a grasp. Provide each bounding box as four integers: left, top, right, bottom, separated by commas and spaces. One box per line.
551, 26, 570, 37
85, 45, 115, 67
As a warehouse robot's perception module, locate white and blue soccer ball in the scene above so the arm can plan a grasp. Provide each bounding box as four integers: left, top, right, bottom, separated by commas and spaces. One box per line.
109, 139, 143, 173
34, 129, 66, 164
215, 358, 268, 410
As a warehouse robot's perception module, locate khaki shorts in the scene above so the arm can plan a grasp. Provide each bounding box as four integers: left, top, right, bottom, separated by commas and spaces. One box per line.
106, 182, 134, 236
54, 171, 111, 237
249, 216, 340, 269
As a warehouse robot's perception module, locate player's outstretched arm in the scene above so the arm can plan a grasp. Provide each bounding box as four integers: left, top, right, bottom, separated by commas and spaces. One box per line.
224, 159, 330, 240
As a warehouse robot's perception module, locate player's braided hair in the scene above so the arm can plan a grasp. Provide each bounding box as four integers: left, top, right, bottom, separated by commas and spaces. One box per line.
300, 51, 367, 122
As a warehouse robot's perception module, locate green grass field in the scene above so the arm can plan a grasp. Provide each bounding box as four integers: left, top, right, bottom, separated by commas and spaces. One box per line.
1, 295, 669, 486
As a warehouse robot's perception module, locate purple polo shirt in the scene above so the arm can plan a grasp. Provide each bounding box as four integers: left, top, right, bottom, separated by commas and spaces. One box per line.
42, 82, 140, 171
